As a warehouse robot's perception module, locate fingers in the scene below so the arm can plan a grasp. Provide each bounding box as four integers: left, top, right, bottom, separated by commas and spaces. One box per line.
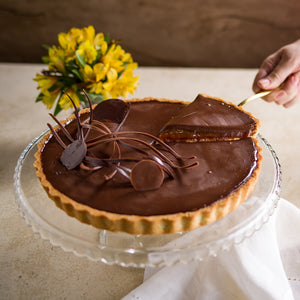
262, 72, 300, 107
257, 53, 297, 90
252, 52, 280, 93
253, 39, 300, 95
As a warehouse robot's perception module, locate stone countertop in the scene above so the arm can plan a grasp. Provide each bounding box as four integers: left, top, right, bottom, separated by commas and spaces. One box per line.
1, 63, 299, 299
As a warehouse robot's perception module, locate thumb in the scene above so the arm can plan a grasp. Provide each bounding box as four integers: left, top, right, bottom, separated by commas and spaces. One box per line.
257, 57, 294, 90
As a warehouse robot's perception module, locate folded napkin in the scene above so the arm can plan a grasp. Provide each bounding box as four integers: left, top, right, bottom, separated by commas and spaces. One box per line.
123, 199, 300, 300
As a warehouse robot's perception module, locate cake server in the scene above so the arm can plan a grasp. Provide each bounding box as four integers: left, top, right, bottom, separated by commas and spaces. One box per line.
238, 84, 284, 107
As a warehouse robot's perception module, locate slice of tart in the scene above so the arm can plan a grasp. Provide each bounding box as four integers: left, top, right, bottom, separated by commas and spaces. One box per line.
34, 95, 262, 235
159, 94, 260, 142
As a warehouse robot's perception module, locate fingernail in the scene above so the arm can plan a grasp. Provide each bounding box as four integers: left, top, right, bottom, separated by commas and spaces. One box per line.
258, 78, 271, 88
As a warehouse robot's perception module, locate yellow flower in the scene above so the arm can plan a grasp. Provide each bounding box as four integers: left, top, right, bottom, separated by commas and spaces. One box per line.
58, 32, 75, 51
106, 67, 118, 81
58, 32, 77, 61
48, 46, 66, 73
124, 62, 138, 73
70, 27, 85, 43
80, 63, 107, 94
102, 69, 139, 99
76, 40, 98, 64
81, 64, 95, 82
102, 44, 131, 73
82, 25, 95, 44
35, 26, 139, 115
88, 81, 104, 95
93, 63, 107, 82
34, 73, 58, 93
58, 26, 97, 61
120, 71, 139, 95
94, 33, 108, 55
40, 89, 60, 109
59, 88, 81, 110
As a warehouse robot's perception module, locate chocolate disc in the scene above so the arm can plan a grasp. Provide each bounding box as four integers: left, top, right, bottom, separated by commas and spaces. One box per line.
93, 99, 130, 130
60, 139, 87, 170
130, 160, 164, 191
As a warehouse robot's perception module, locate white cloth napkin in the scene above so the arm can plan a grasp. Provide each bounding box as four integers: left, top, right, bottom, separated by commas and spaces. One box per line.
123, 199, 300, 300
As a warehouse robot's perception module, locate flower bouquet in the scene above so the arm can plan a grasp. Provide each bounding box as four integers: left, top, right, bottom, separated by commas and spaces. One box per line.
34, 26, 139, 115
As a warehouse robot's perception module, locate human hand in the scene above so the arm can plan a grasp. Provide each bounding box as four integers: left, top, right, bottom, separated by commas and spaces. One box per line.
252, 39, 300, 107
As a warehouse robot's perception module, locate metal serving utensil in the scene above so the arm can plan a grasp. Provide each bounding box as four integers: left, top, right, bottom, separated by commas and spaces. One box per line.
238, 83, 284, 107
238, 90, 273, 107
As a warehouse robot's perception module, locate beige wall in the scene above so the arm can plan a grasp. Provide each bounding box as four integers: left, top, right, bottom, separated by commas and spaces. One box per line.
1, 0, 300, 67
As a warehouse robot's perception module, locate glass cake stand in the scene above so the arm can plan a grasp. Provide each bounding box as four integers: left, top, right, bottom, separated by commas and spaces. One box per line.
14, 131, 281, 268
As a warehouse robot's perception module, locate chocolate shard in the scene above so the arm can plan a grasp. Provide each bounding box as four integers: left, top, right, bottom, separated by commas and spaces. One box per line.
130, 160, 164, 191
92, 99, 130, 131
60, 139, 87, 170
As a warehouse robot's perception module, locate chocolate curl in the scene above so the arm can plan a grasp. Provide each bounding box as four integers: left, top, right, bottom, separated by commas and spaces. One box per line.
47, 123, 67, 149
117, 140, 176, 179
86, 130, 196, 162
82, 122, 111, 138
82, 89, 93, 125
84, 156, 132, 180
82, 105, 121, 180
104, 137, 121, 181
81, 89, 94, 140
63, 91, 84, 141
49, 113, 74, 143
86, 134, 196, 169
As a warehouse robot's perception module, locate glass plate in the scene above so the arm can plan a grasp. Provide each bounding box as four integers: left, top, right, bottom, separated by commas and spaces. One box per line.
14, 132, 281, 268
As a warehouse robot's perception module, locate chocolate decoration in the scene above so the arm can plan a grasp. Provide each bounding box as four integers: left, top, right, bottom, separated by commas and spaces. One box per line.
130, 160, 164, 191
46, 95, 196, 185
49, 91, 90, 170
92, 99, 130, 131
40, 100, 259, 216
159, 94, 257, 142
60, 140, 87, 170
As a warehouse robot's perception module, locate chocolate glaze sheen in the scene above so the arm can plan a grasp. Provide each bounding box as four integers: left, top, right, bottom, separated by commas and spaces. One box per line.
40, 99, 259, 216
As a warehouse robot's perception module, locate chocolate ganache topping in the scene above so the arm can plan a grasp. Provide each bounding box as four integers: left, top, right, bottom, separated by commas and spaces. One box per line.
40, 95, 260, 217
46, 93, 198, 192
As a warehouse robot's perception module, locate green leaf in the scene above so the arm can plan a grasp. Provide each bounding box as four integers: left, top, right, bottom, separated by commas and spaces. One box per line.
41, 56, 49, 64
75, 52, 86, 68
93, 96, 104, 104
104, 33, 110, 44
86, 92, 104, 104
76, 90, 87, 104
42, 44, 50, 50
95, 51, 102, 63
53, 103, 63, 116
53, 93, 63, 116
48, 84, 58, 92
71, 68, 83, 81
65, 61, 78, 73
35, 92, 44, 103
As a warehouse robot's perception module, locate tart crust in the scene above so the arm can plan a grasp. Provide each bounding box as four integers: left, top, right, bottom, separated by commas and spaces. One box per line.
34, 96, 262, 235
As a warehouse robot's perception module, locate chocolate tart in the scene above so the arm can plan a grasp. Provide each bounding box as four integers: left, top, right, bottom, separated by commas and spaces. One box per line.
34, 95, 262, 235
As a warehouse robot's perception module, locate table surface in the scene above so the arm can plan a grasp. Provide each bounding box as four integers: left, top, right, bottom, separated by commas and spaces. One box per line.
1, 63, 300, 299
